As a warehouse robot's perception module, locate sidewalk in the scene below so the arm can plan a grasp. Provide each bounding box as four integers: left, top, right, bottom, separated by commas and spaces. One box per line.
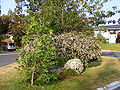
97, 81, 120, 90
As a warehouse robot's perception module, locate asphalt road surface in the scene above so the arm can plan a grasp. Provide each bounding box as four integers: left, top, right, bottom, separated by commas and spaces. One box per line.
101, 51, 120, 58
0, 51, 19, 67
0, 51, 120, 67
114, 87, 120, 90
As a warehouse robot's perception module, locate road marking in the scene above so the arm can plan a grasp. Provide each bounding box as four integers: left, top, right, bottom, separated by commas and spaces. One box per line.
0, 52, 20, 56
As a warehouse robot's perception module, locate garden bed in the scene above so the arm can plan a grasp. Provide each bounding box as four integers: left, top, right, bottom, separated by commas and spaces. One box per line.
0, 56, 120, 90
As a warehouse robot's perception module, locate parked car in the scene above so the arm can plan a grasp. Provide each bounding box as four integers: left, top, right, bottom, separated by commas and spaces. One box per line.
0, 42, 16, 51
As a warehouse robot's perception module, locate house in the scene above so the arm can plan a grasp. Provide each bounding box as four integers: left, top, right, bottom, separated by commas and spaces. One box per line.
6, 34, 14, 40
94, 25, 120, 43
0, 34, 14, 43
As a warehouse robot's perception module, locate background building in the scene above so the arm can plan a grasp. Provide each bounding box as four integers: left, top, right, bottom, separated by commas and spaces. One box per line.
94, 25, 120, 43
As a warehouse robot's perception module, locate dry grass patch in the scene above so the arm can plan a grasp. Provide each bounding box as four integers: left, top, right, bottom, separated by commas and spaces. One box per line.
0, 63, 18, 75
0, 63, 19, 90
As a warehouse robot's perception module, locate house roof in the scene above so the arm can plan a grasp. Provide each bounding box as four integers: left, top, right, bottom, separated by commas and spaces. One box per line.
1, 39, 14, 42
94, 25, 120, 31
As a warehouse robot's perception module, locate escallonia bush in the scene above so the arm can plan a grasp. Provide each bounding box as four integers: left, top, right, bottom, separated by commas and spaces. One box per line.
54, 31, 101, 67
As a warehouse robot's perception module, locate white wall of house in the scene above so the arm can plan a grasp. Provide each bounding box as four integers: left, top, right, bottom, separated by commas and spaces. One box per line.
94, 31, 110, 39
109, 34, 117, 43
94, 30, 120, 43
6, 34, 13, 40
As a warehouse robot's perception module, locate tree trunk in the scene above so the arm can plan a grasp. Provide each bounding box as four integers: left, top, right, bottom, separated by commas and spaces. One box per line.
31, 67, 34, 86
62, 9, 64, 26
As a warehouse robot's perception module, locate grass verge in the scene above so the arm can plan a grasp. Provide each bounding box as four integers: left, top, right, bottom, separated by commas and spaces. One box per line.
100, 43, 120, 51
0, 56, 120, 90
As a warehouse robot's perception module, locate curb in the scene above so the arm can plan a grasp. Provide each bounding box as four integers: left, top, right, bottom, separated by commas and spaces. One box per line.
0, 52, 20, 56
97, 81, 120, 90
101, 51, 120, 52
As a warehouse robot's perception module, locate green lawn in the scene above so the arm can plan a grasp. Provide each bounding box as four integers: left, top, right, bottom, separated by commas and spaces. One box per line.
0, 56, 120, 90
100, 43, 120, 51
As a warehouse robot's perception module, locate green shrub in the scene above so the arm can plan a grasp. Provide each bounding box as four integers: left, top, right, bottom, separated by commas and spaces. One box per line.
34, 71, 60, 85
54, 31, 101, 67
96, 32, 107, 44
57, 69, 79, 81
63, 69, 79, 76
0, 34, 6, 41
87, 59, 101, 68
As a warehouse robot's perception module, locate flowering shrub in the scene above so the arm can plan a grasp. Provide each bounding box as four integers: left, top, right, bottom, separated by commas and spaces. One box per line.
54, 31, 101, 66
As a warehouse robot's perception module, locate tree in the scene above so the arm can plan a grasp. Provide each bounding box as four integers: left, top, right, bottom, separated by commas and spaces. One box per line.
6, 1, 29, 46
17, 16, 58, 86
0, 15, 10, 35
118, 18, 120, 24
8, 13, 27, 46
0, 7, 27, 46
15, 0, 114, 35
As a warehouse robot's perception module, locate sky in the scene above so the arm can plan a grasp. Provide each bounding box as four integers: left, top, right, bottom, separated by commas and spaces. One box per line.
102, 0, 120, 24
1, 0, 120, 24
1, 0, 16, 15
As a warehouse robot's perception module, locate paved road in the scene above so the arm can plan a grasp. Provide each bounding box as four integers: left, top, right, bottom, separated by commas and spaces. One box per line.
101, 51, 120, 58
0, 51, 120, 67
0, 51, 19, 67
114, 87, 120, 90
